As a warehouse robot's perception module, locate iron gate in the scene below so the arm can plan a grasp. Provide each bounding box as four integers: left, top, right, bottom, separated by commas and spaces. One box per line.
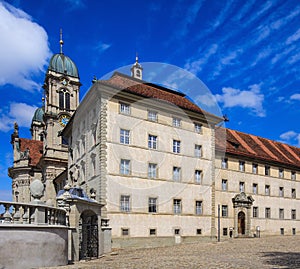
79, 213, 98, 259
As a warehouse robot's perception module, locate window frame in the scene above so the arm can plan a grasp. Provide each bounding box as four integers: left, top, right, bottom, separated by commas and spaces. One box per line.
120, 159, 130, 175
119, 102, 130, 114
148, 110, 157, 122
148, 197, 157, 213
173, 140, 181, 153
172, 117, 181, 127
173, 166, 181, 182
148, 134, 158, 149
120, 195, 130, 212
120, 129, 130, 145
195, 200, 203, 215
222, 179, 228, 191
173, 199, 182, 214
194, 144, 202, 157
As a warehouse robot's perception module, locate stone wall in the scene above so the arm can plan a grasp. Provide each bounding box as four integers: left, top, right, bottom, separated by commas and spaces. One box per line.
0, 225, 68, 269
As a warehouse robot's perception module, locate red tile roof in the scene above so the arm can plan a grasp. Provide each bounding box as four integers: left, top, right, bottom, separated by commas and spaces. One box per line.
19, 138, 43, 166
101, 72, 220, 120
216, 128, 300, 168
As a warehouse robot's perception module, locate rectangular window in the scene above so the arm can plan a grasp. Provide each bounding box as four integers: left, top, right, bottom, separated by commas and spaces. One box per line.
120, 102, 130, 114
120, 159, 130, 175
194, 123, 202, 133
173, 167, 181, 182
223, 228, 228, 236
173, 199, 182, 214
172, 117, 181, 127
222, 179, 228, 191
239, 161, 245, 172
222, 205, 228, 217
265, 165, 270, 176
120, 129, 130, 144
252, 163, 258, 174
292, 188, 296, 199
173, 140, 181, 153
291, 209, 296, 220
148, 110, 157, 121
265, 185, 270, 196
195, 200, 203, 215
149, 229, 156, 236
148, 197, 157, 213
292, 228, 296, 235
280, 228, 284, 235
265, 207, 271, 219
239, 181, 245, 192
279, 168, 284, 178
279, 187, 284, 197
120, 195, 130, 212
148, 163, 157, 179
253, 183, 258, 194
121, 228, 129, 236
194, 145, 202, 157
148, 135, 157, 149
221, 158, 228, 169
291, 171, 296, 180
174, 229, 180, 235
279, 208, 284, 219
196, 229, 202, 235
253, 206, 258, 218
195, 170, 202, 183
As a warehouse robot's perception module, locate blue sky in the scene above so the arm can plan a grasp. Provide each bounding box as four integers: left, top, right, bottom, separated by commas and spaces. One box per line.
1, 0, 300, 200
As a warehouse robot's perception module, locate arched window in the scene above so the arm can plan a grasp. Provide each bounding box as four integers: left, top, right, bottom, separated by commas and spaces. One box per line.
59, 89, 70, 110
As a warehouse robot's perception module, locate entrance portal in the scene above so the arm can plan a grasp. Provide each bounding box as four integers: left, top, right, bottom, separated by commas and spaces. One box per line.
79, 210, 98, 260
238, 211, 245, 235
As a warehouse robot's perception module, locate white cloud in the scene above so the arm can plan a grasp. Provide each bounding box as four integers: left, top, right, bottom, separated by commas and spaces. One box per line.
0, 2, 50, 91
279, 130, 300, 147
0, 102, 37, 132
94, 41, 111, 53
286, 28, 300, 45
290, 93, 300, 101
215, 84, 265, 117
184, 44, 218, 75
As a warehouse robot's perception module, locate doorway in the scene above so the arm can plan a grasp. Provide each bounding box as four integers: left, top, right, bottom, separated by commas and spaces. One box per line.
79, 210, 98, 260
238, 211, 245, 235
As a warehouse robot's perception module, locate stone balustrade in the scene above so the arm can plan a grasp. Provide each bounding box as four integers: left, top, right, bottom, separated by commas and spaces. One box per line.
0, 200, 66, 226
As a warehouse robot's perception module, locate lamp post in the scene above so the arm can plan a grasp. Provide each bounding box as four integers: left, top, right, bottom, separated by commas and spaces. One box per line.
218, 204, 220, 242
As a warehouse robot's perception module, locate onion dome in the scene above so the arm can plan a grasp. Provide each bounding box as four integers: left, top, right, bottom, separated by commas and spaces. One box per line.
32, 107, 44, 123
48, 53, 79, 78
47, 29, 79, 78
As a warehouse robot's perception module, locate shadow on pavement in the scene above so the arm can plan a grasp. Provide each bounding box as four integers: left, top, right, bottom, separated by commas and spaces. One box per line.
262, 252, 300, 268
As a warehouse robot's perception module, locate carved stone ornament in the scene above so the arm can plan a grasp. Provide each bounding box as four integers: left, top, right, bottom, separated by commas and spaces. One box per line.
232, 192, 254, 208
30, 179, 45, 201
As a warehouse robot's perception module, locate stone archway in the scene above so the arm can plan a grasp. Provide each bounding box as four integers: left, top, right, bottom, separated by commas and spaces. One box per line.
232, 192, 254, 237
79, 210, 99, 260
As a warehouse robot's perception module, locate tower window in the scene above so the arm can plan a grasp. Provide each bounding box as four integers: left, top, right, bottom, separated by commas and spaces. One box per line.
59, 89, 70, 110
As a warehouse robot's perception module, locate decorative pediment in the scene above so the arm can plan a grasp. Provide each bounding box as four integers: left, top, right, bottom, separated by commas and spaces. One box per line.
232, 192, 254, 208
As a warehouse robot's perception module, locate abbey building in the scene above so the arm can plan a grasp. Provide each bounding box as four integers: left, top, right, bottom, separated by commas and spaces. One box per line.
8, 43, 300, 251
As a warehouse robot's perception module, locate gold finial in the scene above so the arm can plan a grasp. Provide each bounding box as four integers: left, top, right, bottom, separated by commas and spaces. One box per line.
60, 29, 64, 54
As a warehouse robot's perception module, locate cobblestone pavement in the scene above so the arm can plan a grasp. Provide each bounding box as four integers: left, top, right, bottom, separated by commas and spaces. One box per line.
42, 236, 300, 269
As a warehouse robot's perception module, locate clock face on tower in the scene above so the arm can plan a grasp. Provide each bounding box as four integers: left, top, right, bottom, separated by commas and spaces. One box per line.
58, 114, 70, 127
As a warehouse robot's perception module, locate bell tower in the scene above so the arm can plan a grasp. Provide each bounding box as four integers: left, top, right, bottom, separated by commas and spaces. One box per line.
131, 54, 143, 80
40, 30, 81, 204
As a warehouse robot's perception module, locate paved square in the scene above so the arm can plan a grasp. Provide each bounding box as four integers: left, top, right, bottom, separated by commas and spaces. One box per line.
42, 236, 300, 269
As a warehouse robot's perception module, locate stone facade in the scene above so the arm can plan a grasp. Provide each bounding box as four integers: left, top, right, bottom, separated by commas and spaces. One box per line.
8, 47, 300, 253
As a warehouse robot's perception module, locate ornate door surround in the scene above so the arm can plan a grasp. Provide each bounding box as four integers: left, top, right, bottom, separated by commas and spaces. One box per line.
232, 192, 254, 237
